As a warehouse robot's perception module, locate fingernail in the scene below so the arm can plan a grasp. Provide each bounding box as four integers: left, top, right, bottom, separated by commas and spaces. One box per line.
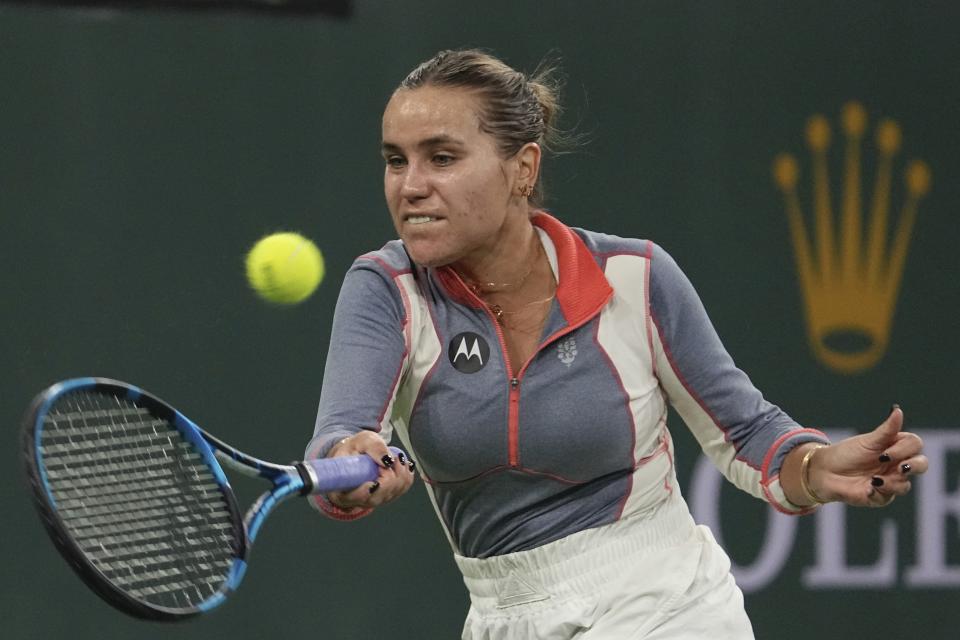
879, 453, 891, 463
381, 455, 394, 468
408, 460, 416, 472
397, 452, 407, 465
891, 404, 900, 413
369, 481, 380, 494
901, 463, 912, 474
871, 476, 884, 487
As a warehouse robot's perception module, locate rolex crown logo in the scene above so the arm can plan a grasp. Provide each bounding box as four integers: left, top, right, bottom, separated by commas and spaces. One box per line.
773, 102, 931, 374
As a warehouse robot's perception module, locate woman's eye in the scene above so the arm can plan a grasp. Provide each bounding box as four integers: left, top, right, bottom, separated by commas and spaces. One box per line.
386, 156, 406, 168
433, 154, 454, 166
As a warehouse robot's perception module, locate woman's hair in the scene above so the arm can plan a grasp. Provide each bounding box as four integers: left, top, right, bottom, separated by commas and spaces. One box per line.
399, 49, 570, 207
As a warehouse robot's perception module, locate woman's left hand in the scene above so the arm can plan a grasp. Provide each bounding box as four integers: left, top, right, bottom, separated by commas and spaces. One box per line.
804, 406, 928, 507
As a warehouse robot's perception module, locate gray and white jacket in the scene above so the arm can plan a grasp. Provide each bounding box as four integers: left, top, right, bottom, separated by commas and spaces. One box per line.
305, 212, 828, 559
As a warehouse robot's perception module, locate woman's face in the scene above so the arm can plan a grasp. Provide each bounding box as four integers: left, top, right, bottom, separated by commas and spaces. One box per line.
381, 86, 520, 268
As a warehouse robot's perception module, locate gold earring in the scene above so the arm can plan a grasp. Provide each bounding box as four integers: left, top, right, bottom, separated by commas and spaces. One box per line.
518, 184, 533, 197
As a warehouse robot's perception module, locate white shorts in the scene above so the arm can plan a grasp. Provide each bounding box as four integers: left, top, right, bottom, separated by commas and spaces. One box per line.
454, 496, 754, 640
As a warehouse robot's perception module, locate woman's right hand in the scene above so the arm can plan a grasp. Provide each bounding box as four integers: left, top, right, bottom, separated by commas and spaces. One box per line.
326, 431, 416, 510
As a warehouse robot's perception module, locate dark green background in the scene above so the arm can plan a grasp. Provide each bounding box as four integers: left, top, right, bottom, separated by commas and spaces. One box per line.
3, 1, 958, 638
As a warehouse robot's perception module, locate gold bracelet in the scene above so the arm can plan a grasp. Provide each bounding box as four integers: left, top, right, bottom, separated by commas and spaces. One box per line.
800, 444, 828, 506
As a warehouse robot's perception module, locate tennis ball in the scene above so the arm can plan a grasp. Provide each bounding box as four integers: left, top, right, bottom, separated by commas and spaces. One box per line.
245, 232, 325, 304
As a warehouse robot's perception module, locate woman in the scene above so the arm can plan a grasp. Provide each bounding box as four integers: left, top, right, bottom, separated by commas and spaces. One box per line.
304, 49, 927, 639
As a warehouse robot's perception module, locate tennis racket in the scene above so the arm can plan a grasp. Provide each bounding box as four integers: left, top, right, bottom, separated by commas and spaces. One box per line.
22, 377, 403, 621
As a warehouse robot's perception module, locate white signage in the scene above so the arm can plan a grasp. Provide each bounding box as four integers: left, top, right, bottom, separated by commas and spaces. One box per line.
689, 429, 960, 592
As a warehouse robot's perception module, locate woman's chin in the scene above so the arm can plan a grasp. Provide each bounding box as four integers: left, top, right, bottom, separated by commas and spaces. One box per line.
403, 243, 457, 269
413, 256, 454, 269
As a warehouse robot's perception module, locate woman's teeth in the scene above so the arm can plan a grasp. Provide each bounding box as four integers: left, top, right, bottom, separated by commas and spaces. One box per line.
408, 216, 436, 225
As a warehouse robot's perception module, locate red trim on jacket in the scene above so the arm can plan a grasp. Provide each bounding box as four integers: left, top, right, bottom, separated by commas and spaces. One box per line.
531, 211, 614, 325
760, 427, 830, 515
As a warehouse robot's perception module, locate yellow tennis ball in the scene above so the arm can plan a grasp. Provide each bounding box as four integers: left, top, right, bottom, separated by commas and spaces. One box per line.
245, 232, 324, 304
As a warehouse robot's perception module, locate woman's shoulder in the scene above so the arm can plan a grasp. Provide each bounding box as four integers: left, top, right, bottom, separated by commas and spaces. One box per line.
349, 239, 416, 278
335, 240, 416, 313
570, 225, 658, 260
569, 226, 688, 288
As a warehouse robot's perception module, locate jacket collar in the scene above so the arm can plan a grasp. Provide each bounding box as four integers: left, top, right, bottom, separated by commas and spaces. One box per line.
434, 212, 613, 327
531, 212, 613, 325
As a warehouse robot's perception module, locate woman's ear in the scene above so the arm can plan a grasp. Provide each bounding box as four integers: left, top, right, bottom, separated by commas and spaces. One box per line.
515, 142, 542, 189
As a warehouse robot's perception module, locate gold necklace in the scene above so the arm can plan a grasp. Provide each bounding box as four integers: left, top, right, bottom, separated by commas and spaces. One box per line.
488, 294, 556, 328
459, 263, 533, 294
483, 293, 557, 328
456, 234, 542, 294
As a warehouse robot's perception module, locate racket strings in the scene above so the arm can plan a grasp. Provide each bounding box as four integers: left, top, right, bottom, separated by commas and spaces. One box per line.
39, 390, 240, 610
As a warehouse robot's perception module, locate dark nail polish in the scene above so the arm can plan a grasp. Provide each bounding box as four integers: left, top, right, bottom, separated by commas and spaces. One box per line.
381, 455, 394, 468
408, 460, 416, 472
901, 463, 912, 474
397, 452, 407, 465
871, 476, 884, 487
879, 453, 891, 463
369, 481, 380, 494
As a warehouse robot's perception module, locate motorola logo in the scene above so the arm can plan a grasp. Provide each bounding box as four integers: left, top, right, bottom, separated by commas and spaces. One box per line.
448, 332, 490, 373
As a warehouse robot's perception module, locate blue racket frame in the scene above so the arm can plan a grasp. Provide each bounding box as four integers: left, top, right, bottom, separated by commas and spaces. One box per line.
23, 377, 400, 620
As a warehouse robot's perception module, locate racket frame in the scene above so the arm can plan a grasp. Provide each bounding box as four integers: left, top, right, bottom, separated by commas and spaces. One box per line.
22, 378, 308, 620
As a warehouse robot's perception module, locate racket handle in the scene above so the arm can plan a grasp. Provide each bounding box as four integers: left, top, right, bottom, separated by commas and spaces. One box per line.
301, 446, 408, 494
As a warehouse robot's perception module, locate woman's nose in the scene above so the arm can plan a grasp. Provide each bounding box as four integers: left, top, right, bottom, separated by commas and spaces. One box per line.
399, 163, 430, 199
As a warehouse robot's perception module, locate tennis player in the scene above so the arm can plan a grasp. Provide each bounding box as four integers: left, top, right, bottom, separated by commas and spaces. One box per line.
304, 49, 927, 639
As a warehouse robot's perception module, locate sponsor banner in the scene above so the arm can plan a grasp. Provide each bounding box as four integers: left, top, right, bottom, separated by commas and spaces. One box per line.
689, 428, 959, 592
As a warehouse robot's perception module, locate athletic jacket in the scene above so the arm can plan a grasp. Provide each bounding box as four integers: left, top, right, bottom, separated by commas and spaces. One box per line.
304, 212, 829, 559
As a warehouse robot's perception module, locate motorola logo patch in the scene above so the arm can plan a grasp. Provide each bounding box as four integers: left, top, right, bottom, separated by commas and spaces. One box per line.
448, 332, 490, 373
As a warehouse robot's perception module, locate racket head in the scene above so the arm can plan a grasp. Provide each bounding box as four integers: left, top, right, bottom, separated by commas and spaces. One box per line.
22, 378, 248, 621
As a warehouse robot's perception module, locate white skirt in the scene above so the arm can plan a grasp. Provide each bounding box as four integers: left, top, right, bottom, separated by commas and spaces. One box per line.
454, 495, 754, 640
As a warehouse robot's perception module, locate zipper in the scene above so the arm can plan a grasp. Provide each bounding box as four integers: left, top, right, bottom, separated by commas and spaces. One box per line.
508, 377, 521, 466
490, 318, 523, 468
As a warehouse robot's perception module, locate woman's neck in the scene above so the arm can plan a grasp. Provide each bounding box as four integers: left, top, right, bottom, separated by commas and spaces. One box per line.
453, 213, 542, 292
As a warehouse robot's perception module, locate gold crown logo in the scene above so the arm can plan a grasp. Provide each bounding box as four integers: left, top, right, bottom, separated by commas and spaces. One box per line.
773, 102, 931, 374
